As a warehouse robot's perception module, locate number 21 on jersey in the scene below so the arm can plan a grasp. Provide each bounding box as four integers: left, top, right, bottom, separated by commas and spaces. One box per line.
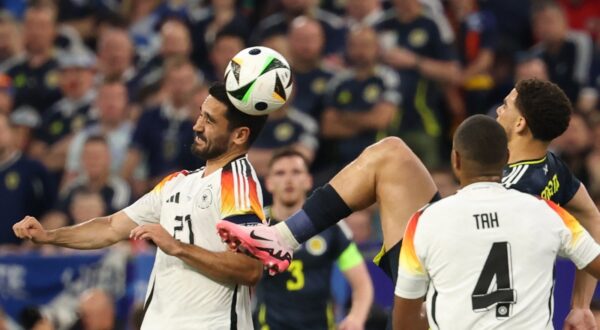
472, 242, 517, 319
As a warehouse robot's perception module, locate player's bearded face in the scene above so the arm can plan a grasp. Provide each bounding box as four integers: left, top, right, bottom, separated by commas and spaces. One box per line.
191, 129, 230, 160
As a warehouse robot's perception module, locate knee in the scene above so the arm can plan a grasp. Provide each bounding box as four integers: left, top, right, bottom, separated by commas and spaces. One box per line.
362, 137, 414, 165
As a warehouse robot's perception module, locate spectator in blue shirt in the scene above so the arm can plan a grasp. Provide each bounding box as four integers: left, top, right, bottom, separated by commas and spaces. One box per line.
122, 57, 204, 191
322, 26, 400, 169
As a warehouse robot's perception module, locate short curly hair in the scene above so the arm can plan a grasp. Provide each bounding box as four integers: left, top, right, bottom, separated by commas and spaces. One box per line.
515, 79, 572, 142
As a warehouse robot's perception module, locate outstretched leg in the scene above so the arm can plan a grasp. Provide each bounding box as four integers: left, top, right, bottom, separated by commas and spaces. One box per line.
217, 137, 437, 273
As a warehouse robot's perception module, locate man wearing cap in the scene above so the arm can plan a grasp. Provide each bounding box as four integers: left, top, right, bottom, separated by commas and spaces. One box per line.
29, 49, 97, 190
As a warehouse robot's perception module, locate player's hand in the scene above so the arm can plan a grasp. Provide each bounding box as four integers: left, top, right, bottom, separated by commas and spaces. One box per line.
12, 216, 51, 244
338, 314, 364, 330
564, 308, 597, 330
130, 224, 182, 256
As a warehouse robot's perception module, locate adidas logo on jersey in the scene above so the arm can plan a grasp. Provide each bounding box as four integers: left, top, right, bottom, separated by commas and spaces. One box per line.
166, 192, 180, 204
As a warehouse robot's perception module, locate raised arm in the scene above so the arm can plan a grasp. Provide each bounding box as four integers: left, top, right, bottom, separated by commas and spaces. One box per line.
13, 211, 137, 249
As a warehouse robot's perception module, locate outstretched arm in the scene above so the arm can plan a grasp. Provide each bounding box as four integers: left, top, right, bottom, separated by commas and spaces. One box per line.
565, 184, 600, 311
339, 261, 373, 330
13, 211, 137, 249
130, 224, 262, 286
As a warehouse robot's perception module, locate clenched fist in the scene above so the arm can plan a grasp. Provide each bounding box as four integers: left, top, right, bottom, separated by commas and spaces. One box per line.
12, 216, 52, 244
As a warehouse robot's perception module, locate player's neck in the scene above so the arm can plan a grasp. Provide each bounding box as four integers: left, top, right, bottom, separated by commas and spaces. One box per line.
508, 137, 548, 163
271, 201, 304, 221
204, 150, 246, 176
459, 175, 502, 188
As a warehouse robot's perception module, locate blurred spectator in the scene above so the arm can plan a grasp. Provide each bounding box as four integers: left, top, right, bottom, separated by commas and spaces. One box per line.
377, 0, 460, 169
515, 56, 550, 82
5, 2, 61, 114
587, 116, 600, 195
248, 103, 318, 179
19, 306, 54, 330
480, 0, 533, 53
0, 307, 6, 330
321, 26, 400, 169
449, 0, 498, 115
29, 49, 97, 175
577, 87, 598, 114
52, 136, 131, 227
189, 0, 250, 72
344, 0, 384, 28
204, 30, 245, 82
344, 210, 373, 245
0, 113, 53, 246
65, 78, 132, 182
552, 112, 593, 185
68, 190, 108, 225
130, 18, 193, 102
129, 303, 144, 330
122, 57, 203, 190
530, 0, 593, 102
287, 17, 333, 120
430, 166, 459, 198
95, 27, 136, 92
251, 0, 347, 56
125, 0, 163, 59
0, 11, 23, 71
70, 288, 116, 330
0, 73, 13, 114
10, 105, 41, 151
557, 0, 600, 37
56, 0, 96, 45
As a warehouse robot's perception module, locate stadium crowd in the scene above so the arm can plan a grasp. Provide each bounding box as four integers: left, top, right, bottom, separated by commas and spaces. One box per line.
0, 0, 599, 329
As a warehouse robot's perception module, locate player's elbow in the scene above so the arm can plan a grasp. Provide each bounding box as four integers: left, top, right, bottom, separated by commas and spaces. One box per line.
241, 263, 263, 286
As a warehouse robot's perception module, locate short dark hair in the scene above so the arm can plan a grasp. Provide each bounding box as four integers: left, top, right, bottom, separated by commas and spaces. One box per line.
454, 115, 508, 171
208, 83, 268, 146
515, 79, 572, 142
268, 148, 310, 170
83, 135, 108, 146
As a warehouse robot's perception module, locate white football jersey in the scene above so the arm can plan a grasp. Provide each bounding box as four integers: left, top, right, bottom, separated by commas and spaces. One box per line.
395, 182, 600, 330
124, 156, 265, 330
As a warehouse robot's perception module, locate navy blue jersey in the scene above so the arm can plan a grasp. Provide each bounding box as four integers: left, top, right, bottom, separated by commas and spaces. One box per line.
457, 10, 497, 66
251, 9, 347, 55
291, 66, 334, 119
6, 58, 62, 114
130, 106, 204, 179
323, 65, 401, 165
530, 33, 592, 102
253, 108, 318, 151
56, 176, 132, 223
376, 11, 456, 137
255, 218, 353, 330
502, 151, 581, 206
34, 93, 96, 145
0, 153, 54, 244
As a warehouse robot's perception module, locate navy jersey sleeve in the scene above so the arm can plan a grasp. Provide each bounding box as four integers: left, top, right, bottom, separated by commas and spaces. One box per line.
130, 110, 151, 152
428, 20, 457, 61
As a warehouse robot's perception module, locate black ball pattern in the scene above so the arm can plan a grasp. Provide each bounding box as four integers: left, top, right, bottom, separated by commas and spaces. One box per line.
255, 102, 268, 111
249, 48, 261, 55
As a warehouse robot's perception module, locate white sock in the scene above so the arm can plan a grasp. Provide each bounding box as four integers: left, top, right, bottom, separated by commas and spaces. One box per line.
274, 222, 300, 250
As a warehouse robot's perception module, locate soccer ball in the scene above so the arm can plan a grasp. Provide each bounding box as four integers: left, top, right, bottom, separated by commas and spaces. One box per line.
224, 46, 293, 116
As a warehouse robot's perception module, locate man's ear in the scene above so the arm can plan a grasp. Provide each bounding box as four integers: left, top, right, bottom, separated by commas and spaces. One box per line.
515, 115, 528, 135
232, 127, 251, 146
451, 149, 461, 171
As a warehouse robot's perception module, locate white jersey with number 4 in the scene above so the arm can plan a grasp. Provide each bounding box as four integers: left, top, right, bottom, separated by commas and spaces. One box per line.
124, 156, 265, 330
395, 182, 600, 330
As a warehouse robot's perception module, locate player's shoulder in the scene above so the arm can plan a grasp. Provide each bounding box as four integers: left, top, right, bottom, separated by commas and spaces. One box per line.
222, 155, 256, 177
153, 169, 196, 191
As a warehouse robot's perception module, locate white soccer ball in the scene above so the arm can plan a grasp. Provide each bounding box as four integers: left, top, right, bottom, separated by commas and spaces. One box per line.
224, 46, 293, 116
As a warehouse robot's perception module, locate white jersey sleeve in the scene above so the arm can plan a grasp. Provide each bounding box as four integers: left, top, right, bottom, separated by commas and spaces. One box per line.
123, 171, 183, 225
395, 209, 430, 299
545, 200, 600, 269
